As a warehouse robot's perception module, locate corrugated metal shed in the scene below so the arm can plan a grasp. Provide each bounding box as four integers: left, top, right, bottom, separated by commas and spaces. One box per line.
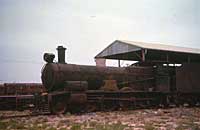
95, 40, 200, 63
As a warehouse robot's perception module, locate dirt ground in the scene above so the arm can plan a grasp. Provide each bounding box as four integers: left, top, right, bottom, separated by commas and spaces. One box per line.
0, 107, 200, 130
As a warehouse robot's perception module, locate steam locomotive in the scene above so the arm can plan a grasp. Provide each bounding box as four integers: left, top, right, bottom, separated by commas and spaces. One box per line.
40, 46, 200, 114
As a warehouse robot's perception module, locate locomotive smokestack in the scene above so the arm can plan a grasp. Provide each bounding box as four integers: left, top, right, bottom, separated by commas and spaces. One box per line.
57, 46, 66, 63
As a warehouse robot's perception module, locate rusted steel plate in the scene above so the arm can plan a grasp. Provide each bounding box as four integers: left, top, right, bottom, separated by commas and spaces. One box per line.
2, 83, 46, 95
42, 63, 154, 92
176, 63, 200, 92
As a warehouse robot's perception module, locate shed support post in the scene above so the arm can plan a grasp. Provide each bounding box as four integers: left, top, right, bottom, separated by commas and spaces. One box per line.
188, 56, 190, 63
118, 60, 121, 67
141, 49, 146, 62
166, 54, 169, 63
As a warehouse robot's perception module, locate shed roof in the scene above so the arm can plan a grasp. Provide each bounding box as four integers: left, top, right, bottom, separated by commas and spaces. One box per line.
95, 40, 200, 63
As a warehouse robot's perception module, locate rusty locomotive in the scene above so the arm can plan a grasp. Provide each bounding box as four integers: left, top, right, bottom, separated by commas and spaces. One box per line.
40, 46, 200, 114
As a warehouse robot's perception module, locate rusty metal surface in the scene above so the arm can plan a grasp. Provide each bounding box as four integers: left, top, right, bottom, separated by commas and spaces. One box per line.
69, 93, 87, 105
0, 94, 35, 110
156, 76, 170, 92
0, 84, 5, 95
41, 63, 154, 92
0, 83, 47, 111
155, 65, 176, 92
0, 83, 46, 95
176, 63, 200, 93
57, 46, 66, 63
64, 81, 88, 91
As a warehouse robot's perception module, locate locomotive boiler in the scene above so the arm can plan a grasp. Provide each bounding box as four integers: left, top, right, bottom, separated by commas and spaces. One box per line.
42, 63, 154, 92
42, 46, 154, 92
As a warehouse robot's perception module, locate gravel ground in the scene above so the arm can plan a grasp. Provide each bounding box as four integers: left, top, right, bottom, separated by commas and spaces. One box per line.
0, 107, 200, 130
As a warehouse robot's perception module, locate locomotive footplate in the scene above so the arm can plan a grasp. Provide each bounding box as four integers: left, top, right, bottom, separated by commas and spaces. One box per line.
86, 90, 163, 110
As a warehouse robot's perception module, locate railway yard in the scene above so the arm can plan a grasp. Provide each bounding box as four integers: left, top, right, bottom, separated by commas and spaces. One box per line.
1, 42, 200, 130
0, 107, 200, 130
1, 0, 200, 129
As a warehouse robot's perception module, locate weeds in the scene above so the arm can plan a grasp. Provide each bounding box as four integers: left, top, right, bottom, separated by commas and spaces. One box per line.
71, 123, 82, 130
69, 122, 128, 130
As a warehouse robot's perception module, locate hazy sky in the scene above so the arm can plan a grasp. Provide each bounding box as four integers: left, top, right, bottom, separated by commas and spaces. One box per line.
0, 0, 200, 82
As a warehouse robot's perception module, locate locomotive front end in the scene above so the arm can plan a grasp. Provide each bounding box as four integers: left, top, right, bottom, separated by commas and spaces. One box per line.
42, 46, 67, 92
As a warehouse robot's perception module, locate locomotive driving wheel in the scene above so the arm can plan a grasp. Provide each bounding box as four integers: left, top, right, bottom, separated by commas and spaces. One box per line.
119, 87, 133, 110
86, 103, 98, 112
50, 96, 67, 114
